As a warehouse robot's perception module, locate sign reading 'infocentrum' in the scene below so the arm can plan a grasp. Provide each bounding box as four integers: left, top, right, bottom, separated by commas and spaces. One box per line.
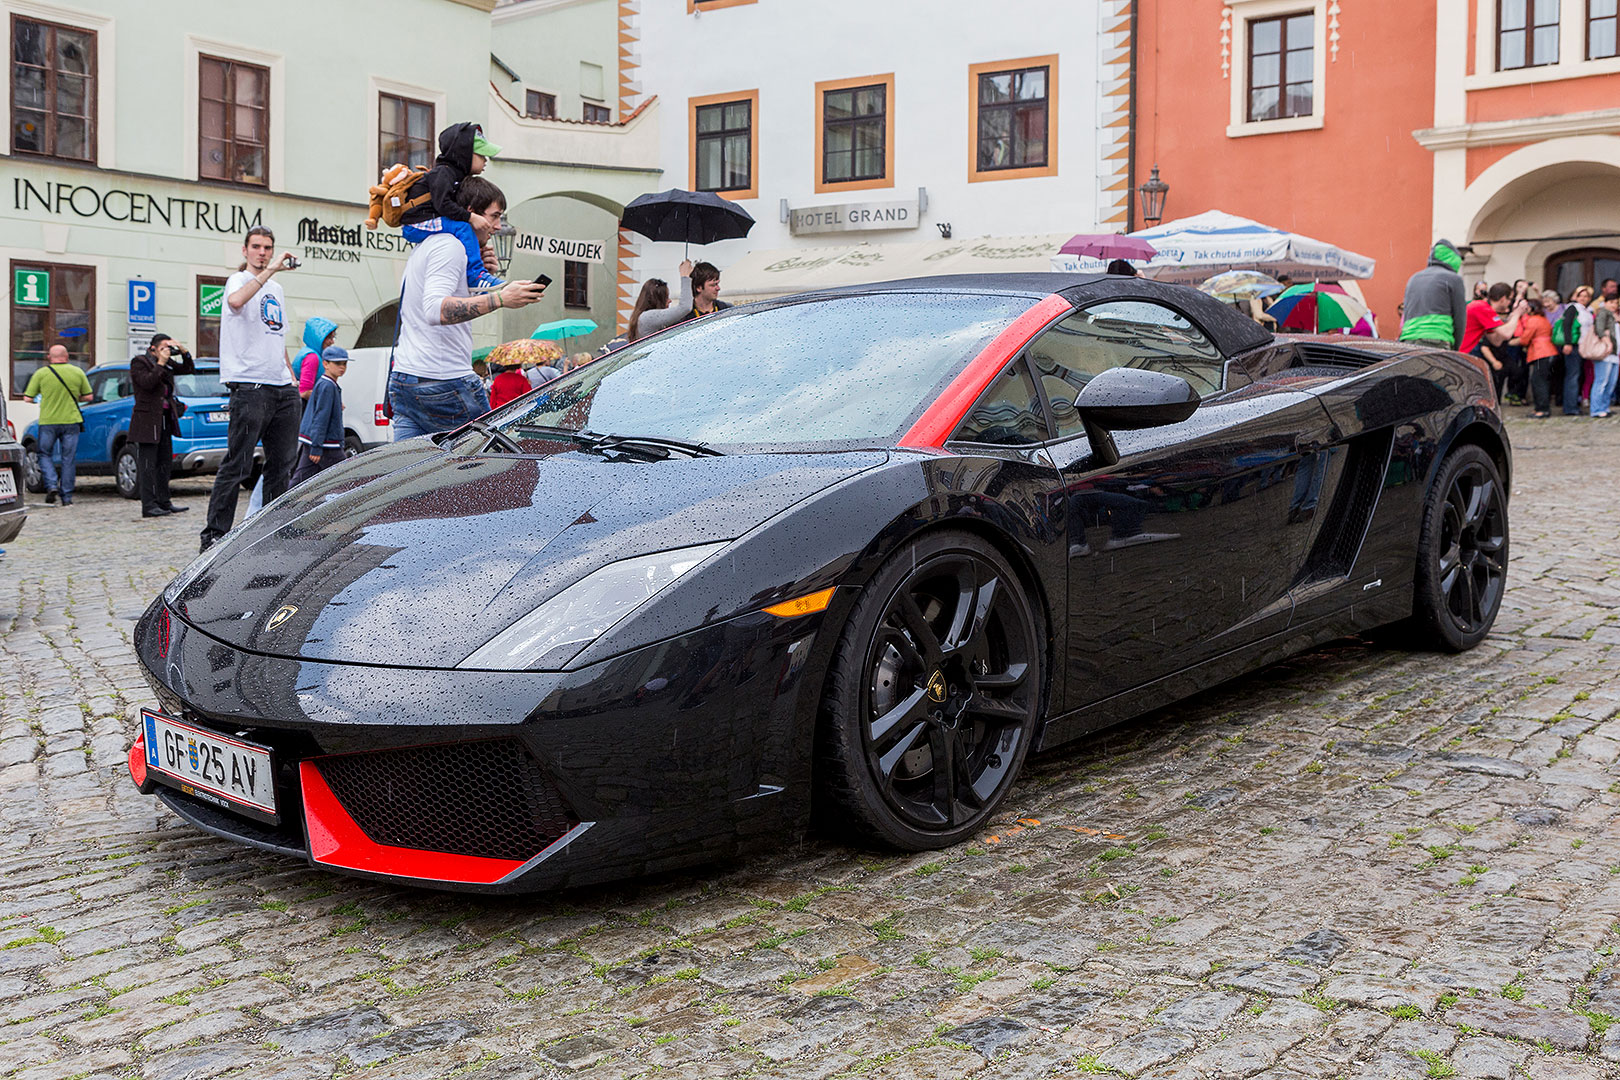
13, 177, 264, 234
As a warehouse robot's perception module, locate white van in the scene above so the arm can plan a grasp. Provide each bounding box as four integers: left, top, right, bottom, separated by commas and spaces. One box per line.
338, 346, 397, 454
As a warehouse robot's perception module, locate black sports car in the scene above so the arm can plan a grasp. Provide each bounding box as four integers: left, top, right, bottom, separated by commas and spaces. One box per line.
128, 274, 1509, 892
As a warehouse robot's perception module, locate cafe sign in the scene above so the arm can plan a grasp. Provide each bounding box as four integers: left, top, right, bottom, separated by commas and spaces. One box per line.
789, 198, 921, 237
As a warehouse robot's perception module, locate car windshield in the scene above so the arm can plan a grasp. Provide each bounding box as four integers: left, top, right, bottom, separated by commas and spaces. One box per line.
176, 371, 226, 398
492, 293, 1035, 447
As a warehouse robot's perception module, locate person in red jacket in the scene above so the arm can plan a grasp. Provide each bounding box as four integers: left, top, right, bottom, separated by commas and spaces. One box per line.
487, 356, 532, 409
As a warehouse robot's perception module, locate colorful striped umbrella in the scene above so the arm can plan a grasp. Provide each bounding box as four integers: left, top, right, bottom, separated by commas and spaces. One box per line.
1266, 283, 1371, 334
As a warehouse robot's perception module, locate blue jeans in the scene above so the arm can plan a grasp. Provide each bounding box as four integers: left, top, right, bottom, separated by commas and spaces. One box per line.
387, 372, 489, 441
37, 424, 79, 497
1563, 349, 1585, 414
1593, 358, 1619, 416
402, 218, 487, 287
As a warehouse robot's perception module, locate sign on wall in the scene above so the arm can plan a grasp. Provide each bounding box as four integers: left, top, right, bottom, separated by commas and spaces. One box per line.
198, 284, 225, 318
789, 198, 921, 237
14, 268, 49, 307
128, 280, 156, 326
512, 231, 607, 264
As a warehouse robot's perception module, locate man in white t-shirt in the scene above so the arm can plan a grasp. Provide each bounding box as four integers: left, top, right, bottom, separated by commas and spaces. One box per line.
388, 175, 546, 441
200, 225, 301, 551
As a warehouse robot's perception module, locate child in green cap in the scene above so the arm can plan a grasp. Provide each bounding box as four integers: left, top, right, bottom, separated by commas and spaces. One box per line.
399, 121, 506, 289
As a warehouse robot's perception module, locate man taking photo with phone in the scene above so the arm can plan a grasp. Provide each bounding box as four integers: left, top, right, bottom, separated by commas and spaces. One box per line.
200, 225, 300, 552
387, 176, 546, 441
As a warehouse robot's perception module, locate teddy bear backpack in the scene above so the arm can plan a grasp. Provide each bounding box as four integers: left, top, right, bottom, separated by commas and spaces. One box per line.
365, 163, 432, 230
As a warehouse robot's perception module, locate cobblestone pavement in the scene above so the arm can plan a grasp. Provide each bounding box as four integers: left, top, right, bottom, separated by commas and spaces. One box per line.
2, 416, 1619, 1080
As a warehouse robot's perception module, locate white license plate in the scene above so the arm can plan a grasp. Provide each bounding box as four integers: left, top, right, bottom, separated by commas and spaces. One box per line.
206, 411, 230, 423
0, 469, 14, 502
142, 709, 277, 821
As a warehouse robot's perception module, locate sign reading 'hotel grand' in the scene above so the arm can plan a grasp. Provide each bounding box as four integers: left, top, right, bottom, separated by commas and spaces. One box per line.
789, 198, 920, 237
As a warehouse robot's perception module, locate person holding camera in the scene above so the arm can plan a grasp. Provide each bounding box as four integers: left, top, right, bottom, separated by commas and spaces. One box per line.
201, 225, 301, 551
130, 333, 195, 518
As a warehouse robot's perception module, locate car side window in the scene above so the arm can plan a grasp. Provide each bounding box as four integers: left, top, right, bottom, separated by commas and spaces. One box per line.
115, 374, 132, 399
950, 359, 1050, 446
1027, 300, 1226, 439
87, 372, 109, 403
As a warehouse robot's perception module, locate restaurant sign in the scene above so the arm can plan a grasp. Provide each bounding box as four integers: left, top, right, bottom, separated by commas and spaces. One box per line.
789, 198, 921, 236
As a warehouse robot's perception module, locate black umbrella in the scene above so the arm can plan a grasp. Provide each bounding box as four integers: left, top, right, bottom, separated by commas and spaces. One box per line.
619, 189, 755, 252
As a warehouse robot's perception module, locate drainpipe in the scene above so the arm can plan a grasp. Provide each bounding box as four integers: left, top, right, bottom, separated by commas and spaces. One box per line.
1126, 0, 1139, 233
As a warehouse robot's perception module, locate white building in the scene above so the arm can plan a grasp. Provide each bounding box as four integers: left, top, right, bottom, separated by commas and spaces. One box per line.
629, 0, 1132, 302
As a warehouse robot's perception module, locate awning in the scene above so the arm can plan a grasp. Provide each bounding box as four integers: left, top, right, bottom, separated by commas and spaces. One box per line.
720, 234, 1072, 304
1051, 210, 1376, 282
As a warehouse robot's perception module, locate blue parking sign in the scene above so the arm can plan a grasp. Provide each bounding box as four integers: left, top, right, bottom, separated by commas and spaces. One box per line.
128, 279, 156, 326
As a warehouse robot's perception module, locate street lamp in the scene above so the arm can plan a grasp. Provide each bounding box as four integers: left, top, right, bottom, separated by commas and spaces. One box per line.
491, 223, 517, 276
1137, 165, 1169, 228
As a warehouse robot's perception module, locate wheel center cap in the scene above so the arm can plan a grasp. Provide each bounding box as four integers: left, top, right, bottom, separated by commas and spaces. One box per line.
926, 670, 948, 704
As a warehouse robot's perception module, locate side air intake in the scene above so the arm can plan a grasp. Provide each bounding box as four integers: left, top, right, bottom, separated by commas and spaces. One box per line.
1299, 429, 1395, 582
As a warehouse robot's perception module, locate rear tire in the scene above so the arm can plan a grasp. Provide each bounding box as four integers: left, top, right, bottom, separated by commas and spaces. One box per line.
21, 444, 44, 494
1410, 444, 1508, 652
345, 433, 364, 458
816, 530, 1045, 850
115, 444, 139, 500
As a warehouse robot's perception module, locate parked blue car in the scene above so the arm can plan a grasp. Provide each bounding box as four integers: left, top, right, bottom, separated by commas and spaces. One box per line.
22, 358, 246, 500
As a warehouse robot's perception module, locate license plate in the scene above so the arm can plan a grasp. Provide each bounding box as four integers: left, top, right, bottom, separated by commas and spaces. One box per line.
142, 709, 278, 823
206, 411, 230, 423
0, 468, 14, 502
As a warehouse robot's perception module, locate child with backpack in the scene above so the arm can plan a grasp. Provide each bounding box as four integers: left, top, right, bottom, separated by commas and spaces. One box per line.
366, 122, 505, 290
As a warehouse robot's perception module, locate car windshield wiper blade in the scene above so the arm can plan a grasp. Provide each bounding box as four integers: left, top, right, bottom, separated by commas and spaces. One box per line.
570, 431, 725, 459
451, 421, 525, 455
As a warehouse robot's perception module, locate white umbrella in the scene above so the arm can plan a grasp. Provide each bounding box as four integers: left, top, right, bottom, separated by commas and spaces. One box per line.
1051, 210, 1375, 283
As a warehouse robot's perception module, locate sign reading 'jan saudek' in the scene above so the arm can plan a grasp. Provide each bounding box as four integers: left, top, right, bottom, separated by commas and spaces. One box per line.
789, 198, 920, 237
512, 231, 606, 264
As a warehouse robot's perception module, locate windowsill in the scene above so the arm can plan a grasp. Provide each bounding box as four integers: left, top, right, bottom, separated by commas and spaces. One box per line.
1226, 113, 1324, 138
967, 162, 1058, 183
814, 176, 895, 195
1464, 54, 1620, 88
696, 186, 758, 201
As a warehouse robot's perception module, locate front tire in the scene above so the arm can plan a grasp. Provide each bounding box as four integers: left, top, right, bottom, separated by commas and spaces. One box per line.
816, 530, 1045, 850
115, 444, 139, 500
1411, 444, 1508, 651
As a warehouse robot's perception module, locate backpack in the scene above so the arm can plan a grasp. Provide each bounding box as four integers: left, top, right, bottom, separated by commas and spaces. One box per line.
1552, 308, 1581, 348
365, 163, 430, 229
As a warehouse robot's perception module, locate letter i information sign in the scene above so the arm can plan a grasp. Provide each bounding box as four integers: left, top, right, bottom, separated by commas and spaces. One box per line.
14, 268, 49, 307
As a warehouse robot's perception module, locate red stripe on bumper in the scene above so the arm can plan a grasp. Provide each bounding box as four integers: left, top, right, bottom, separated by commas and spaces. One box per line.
898, 293, 1074, 449
128, 731, 153, 792
299, 761, 527, 885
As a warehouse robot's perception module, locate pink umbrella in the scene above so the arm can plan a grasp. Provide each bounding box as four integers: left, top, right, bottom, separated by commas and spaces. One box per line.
1059, 233, 1159, 261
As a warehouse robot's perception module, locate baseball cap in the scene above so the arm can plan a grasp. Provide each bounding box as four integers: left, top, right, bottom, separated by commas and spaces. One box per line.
322, 346, 349, 362
473, 134, 502, 158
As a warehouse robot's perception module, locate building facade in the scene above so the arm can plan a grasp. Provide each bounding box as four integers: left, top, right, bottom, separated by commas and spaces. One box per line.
1134, 0, 1620, 327
1421, 0, 1620, 297
628, 0, 1133, 301
0, 0, 499, 426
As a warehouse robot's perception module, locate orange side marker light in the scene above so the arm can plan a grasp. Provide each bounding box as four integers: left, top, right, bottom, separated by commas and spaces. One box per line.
763, 587, 836, 618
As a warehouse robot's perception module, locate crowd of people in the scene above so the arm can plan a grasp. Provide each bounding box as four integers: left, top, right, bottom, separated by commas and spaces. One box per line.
1400, 239, 1619, 418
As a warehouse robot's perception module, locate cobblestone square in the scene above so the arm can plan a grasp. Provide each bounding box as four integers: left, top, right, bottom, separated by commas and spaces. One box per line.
2, 415, 1617, 1080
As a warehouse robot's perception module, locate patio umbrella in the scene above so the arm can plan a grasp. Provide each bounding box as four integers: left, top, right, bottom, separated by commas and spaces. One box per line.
620, 189, 756, 252
1266, 283, 1371, 334
487, 339, 564, 368
1050, 210, 1376, 282
1198, 270, 1284, 301
1058, 233, 1158, 261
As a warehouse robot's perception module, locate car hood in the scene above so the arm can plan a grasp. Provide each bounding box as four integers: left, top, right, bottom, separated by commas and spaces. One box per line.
170, 442, 888, 666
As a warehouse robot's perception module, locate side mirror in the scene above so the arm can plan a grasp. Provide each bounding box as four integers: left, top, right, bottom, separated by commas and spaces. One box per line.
1074, 367, 1199, 468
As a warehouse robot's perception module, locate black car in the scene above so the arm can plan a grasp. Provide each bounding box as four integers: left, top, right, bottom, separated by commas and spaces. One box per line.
128, 274, 1509, 892
0, 390, 26, 542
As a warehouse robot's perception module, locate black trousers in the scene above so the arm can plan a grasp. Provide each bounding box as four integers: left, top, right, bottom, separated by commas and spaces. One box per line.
136, 432, 173, 515
290, 447, 343, 487
203, 384, 300, 547
1530, 358, 1552, 414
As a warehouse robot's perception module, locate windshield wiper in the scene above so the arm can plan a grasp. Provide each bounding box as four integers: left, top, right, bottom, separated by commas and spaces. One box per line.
448, 421, 525, 455
570, 431, 725, 460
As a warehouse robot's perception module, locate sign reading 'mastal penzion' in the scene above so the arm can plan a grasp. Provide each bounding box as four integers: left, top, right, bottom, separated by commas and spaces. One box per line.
789, 198, 921, 237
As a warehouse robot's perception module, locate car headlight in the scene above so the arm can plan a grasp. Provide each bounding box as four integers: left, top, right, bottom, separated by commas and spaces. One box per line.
458, 542, 728, 671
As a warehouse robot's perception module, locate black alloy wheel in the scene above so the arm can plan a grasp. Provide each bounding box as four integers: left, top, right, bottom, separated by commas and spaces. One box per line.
818, 530, 1044, 849
1413, 444, 1508, 651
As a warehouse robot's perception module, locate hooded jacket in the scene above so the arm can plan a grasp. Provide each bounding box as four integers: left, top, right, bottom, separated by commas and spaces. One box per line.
294, 316, 338, 393
400, 122, 479, 226
1398, 241, 1468, 348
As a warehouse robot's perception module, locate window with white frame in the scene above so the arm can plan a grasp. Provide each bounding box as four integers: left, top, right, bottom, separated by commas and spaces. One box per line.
1498, 0, 1560, 68
1228, 0, 1326, 136
1590, 0, 1619, 58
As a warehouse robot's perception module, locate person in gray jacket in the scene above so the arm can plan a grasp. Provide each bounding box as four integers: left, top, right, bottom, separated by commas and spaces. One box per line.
1398, 240, 1468, 349
628, 260, 695, 342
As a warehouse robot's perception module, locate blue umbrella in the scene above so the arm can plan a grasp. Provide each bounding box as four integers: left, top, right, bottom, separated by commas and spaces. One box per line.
530, 318, 598, 341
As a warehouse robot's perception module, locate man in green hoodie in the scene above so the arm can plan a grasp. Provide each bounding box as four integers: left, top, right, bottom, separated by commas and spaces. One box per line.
1399, 240, 1468, 350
